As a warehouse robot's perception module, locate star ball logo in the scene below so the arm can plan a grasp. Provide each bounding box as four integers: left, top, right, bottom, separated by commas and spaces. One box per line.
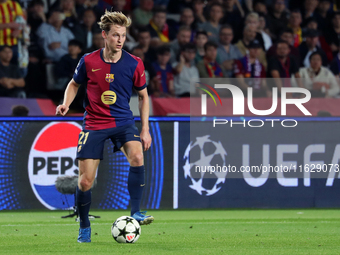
198, 83, 312, 127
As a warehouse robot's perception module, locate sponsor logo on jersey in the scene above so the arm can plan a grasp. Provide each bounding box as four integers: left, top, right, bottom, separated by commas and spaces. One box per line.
101, 90, 117, 105
92, 68, 101, 72
28, 122, 82, 210
105, 73, 114, 83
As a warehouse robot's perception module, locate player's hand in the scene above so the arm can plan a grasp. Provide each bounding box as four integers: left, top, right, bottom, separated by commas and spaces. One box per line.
56, 104, 69, 116
140, 129, 151, 151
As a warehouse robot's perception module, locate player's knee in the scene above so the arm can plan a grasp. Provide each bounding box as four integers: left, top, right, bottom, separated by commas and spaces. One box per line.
79, 178, 93, 191
129, 152, 143, 166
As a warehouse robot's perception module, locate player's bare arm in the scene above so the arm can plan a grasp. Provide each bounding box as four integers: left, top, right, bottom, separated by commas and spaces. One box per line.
137, 88, 152, 151
56, 79, 80, 116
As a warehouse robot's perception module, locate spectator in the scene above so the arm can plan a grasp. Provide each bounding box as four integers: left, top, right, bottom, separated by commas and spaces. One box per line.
75, 0, 103, 20
172, 43, 199, 97
221, 0, 244, 43
314, 0, 332, 32
147, 7, 176, 47
244, 12, 266, 50
253, 1, 267, 15
330, 46, 340, 76
37, 9, 75, 62
85, 31, 104, 52
134, 28, 156, 63
0, 0, 24, 64
131, 45, 156, 93
217, 25, 243, 77
299, 29, 328, 67
27, 0, 46, 36
132, 0, 153, 27
169, 26, 192, 63
151, 45, 175, 97
0, 45, 25, 97
111, 0, 127, 11
325, 12, 340, 55
301, 0, 319, 26
288, 10, 303, 48
175, 8, 196, 41
298, 52, 340, 97
196, 41, 224, 78
258, 13, 273, 51
267, 40, 300, 92
76, 8, 100, 50
55, 39, 82, 90
266, 28, 300, 61
194, 30, 208, 63
235, 24, 267, 70
11, 105, 29, 116
267, 0, 289, 41
60, 0, 80, 32
234, 39, 269, 97
304, 17, 333, 62
197, 3, 224, 43
192, 0, 206, 24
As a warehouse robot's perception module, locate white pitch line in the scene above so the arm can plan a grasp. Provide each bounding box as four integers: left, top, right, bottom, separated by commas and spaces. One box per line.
0, 221, 338, 227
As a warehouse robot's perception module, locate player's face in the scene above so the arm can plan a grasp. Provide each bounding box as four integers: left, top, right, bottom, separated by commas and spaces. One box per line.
103, 25, 126, 53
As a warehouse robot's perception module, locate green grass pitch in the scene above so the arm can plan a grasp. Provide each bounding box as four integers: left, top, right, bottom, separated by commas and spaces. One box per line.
0, 209, 340, 254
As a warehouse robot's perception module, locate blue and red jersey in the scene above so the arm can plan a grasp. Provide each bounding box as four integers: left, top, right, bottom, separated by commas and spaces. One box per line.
73, 49, 146, 130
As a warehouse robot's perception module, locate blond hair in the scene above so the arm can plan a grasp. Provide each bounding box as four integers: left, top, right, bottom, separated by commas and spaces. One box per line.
98, 10, 131, 33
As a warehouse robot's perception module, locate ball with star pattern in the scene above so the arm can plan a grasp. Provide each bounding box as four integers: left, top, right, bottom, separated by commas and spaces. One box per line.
111, 216, 141, 243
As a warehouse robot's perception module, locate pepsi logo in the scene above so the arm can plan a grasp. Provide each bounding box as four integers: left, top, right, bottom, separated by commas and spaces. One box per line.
28, 122, 82, 210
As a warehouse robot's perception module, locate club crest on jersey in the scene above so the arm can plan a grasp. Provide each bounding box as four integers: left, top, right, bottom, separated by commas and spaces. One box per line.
101, 90, 117, 105
105, 73, 114, 83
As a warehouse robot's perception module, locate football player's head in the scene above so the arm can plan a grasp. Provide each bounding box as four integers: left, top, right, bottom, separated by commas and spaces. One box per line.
98, 11, 131, 53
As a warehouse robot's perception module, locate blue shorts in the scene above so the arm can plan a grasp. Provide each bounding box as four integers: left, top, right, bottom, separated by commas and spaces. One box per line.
76, 124, 141, 160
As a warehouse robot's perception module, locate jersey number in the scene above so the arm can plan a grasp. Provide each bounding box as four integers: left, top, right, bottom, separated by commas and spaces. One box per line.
78, 132, 89, 145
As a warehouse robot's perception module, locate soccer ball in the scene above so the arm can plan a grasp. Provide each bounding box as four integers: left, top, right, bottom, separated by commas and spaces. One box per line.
111, 216, 141, 243
183, 135, 228, 196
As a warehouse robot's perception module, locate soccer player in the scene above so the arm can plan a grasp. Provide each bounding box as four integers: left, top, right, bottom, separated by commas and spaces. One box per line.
56, 11, 153, 243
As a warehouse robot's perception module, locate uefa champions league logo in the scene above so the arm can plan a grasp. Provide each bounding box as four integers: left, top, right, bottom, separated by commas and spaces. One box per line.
183, 135, 228, 196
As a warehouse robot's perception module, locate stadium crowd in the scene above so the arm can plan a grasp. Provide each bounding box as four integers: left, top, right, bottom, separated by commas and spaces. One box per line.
1, 0, 340, 109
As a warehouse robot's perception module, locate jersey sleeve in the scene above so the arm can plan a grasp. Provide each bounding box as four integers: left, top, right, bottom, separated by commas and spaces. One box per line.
73, 56, 87, 85
133, 59, 147, 90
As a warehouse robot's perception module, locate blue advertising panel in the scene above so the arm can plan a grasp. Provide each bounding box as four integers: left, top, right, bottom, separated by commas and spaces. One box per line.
0, 119, 164, 210
175, 120, 340, 209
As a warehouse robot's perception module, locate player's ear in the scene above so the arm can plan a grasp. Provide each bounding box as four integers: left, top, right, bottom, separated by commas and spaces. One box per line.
102, 30, 107, 39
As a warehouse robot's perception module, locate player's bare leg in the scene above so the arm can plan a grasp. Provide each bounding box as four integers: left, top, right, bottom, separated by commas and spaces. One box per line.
77, 159, 100, 243
121, 141, 154, 225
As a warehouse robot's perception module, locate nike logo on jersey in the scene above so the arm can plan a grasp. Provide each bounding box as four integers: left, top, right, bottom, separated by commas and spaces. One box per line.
141, 71, 145, 77
92, 68, 101, 72
134, 135, 140, 137
140, 184, 145, 187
